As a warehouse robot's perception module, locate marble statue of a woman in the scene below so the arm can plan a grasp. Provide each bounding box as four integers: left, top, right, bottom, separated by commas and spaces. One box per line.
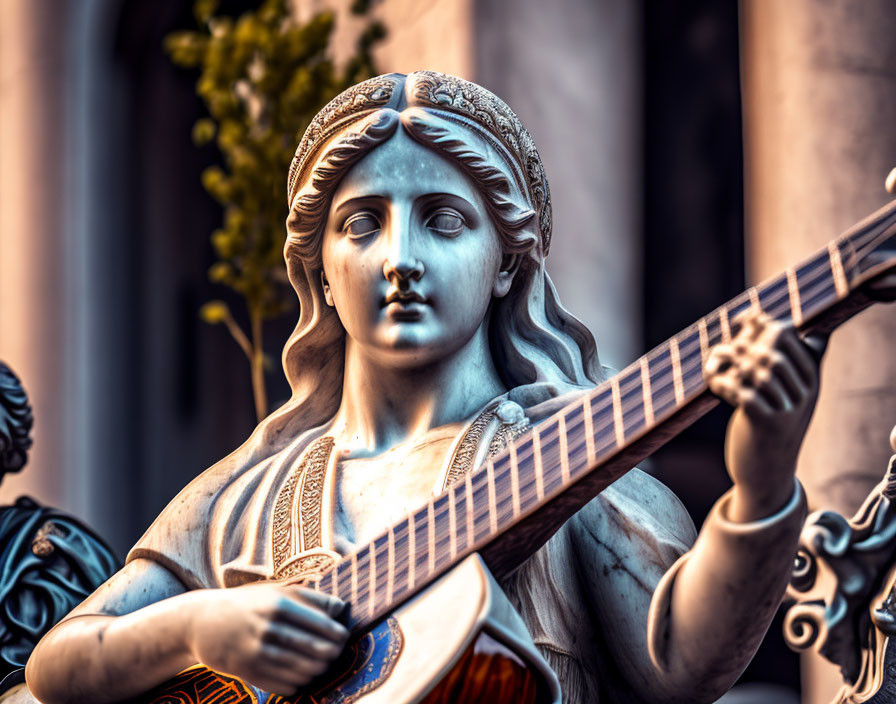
25, 72, 822, 703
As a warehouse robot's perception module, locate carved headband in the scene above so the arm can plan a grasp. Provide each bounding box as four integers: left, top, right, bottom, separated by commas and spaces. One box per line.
286, 71, 554, 255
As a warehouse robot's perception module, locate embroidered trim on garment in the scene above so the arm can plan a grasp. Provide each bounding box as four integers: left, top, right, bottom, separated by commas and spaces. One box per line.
272, 435, 334, 579
442, 402, 501, 489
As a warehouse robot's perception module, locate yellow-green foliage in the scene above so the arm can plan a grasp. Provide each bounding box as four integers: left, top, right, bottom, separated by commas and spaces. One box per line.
165, 0, 384, 419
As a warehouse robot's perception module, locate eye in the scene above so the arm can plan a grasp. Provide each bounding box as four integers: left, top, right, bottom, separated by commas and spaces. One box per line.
426, 208, 466, 238
342, 212, 381, 239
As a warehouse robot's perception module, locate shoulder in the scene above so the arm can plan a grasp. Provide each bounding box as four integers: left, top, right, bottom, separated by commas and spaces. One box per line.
566, 468, 697, 570
127, 428, 326, 589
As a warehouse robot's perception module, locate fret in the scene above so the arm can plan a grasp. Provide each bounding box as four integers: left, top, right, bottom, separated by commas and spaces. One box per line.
335, 557, 353, 604
669, 338, 684, 405
471, 469, 493, 544
610, 376, 624, 448
511, 436, 538, 516
748, 285, 760, 311
372, 534, 390, 607
451, 481, 469, 555
485, 460, 498, 534
431, 494, 451, 571
426, 502, 436, 575
590, 387, 618, 458
647, 349, 676, 421
558, 414, 571, 483
828, 240, 850, 299
795, 252, 832, 305
727, 295, 752, 332
317, 571, 334, 596
367, 542, 377, 619
755, 274, 788, 318
583, 391, 597, 464
412, 507, 429, 582
797, 252, 837, 322
391, 519, 410, 600
786, 267, 803, 326
719, 305, 731, 342
618, 367, 647, 439
537, 423, 564, 497
703, 310, 724, 348
533, 427, 545, 501
697, 318, 709, 366
385, 526, 395, 604
448, 487, 458, 559
492, 456, 516, 527
464, 474, 475, 547
640, 357, 655, 426
840, 236, 860, 279
407, 511, 416, 591
330, 567, 339, 597
508, 438, 521, 517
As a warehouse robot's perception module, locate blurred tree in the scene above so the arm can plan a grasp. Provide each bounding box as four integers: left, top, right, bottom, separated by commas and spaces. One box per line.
165, 0, 385, 421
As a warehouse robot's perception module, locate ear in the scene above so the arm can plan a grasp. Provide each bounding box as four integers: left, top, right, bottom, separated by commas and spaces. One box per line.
321, 271, 334, 307
493, 253, 520, 298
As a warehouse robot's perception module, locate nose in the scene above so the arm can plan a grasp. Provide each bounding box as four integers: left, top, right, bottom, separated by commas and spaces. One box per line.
382, 216, 424, 287
383, 257, 424, 287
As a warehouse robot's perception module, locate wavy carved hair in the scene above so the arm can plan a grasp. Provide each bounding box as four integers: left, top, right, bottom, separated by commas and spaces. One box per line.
237, 73, 607, 462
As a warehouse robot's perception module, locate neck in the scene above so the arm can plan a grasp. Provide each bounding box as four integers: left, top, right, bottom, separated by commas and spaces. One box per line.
333, 320, 506, 454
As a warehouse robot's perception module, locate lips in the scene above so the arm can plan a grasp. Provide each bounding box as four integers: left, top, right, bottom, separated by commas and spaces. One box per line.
383, 288, 427, 306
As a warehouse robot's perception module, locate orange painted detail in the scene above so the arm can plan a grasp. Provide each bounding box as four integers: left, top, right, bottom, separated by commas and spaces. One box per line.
419, 631, 541, 704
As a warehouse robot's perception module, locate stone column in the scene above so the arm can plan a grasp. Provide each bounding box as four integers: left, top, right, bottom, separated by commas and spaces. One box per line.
0, 1, 74, 510
740, 2, 896, 701
474, 0, 642, 370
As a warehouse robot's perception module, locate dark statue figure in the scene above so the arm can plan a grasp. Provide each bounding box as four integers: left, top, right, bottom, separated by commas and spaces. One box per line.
786, 426, 896, 703
0, 363, 119, 694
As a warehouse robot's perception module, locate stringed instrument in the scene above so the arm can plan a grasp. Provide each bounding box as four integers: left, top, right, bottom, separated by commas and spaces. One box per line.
131, 196, 896, 704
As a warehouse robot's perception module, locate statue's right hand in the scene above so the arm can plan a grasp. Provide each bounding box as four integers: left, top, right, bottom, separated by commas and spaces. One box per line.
186, 583, 349, 695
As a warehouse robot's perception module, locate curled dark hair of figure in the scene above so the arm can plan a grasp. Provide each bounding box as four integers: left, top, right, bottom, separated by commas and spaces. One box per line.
0, 363, 33, 478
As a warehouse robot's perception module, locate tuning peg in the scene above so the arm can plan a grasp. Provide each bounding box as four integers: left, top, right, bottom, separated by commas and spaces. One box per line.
887, 167, 896, 195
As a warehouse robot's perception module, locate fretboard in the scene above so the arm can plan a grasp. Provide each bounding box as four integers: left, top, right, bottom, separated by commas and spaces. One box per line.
311, 199, 896, 634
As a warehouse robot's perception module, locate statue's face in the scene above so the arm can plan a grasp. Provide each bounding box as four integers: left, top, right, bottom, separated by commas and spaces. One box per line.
320, 126, 511, 368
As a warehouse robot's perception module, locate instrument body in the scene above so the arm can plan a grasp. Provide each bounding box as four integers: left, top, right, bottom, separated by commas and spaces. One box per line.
133, 554, 557, 704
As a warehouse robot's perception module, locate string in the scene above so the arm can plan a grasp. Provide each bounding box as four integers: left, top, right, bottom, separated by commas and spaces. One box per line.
323, 266, 842, 612
319, 208, 896, 620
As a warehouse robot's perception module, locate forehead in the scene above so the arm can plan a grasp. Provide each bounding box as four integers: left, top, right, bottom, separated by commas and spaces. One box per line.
331, 125, 482, 205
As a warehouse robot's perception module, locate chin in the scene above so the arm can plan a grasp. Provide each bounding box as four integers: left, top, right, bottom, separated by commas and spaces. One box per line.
370, 329, 454, 369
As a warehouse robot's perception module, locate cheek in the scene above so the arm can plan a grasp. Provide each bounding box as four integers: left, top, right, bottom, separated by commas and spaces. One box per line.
435, 238, 502, 325
322, 243, 380, 314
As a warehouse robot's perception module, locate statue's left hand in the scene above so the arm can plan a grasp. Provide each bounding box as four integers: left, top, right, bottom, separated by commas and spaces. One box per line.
703, 312, 824, 522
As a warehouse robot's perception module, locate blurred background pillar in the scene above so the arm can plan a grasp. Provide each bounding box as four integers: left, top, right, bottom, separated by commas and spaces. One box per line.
474, 0, 643, 370
0, 1, 75, 510
740, 1, 896, 701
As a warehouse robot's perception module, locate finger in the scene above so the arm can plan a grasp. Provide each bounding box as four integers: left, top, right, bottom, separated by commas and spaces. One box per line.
739, 387, 774, 420
274, 595, 350, 643
261, 622, 344, 660
775, 327, 818, 387
732, 309, 765, 342
704, 345, 734, 377
752, 367, 792, 412
801, 332, 829, 362
293, 587, 347, 618
260, 642, 335, 675
707, 372, 743, 407
758, 348, 807, 402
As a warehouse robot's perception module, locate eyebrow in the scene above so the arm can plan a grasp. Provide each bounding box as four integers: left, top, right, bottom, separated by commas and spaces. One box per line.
330, 192, 482, 228
329, 195, 377, 224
